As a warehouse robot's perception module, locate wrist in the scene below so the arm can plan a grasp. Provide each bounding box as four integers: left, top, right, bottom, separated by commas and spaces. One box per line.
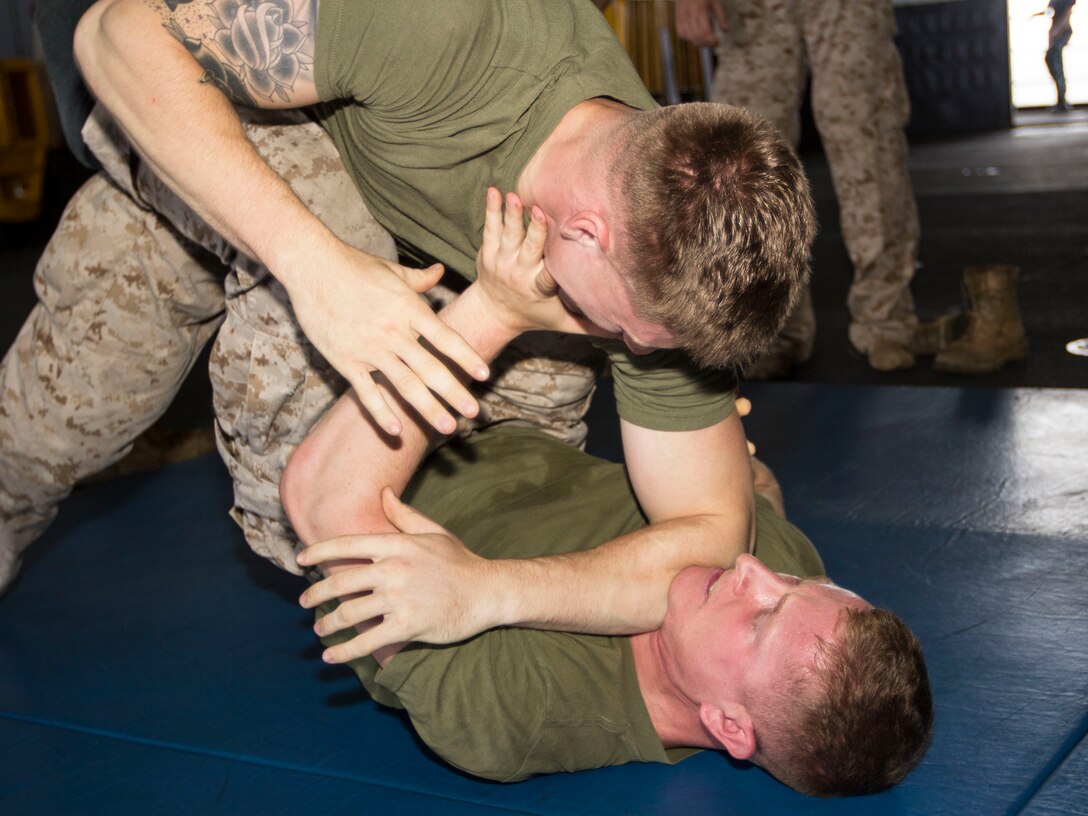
441, 284, 522, 360
474, 557, 526, 629
263, 213, 343, 291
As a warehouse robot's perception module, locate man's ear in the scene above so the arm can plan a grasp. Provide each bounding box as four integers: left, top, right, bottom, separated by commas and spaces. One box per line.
700, 701, 756, 760
559, 210, 609, 252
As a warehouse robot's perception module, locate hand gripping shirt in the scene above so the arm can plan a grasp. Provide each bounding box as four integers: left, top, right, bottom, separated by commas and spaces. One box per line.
313, 0, 736, 431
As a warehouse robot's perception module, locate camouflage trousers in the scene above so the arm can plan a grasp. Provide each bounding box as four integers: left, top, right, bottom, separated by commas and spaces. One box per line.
714, 0, 919, 354
0, 107, 603, 576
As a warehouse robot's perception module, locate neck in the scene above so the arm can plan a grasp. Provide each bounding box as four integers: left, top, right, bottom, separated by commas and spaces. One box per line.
630, 630, 715, 750
516, 98, 632, 214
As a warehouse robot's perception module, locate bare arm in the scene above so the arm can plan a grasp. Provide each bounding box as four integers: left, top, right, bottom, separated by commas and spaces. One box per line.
74, 0, 488, 435
281, 282, 517, 544
284, 189, 576, 664
300, 397, 755, 660
75, 0, 322, 265
282, 278, 517, 667
471, 413, 754, 633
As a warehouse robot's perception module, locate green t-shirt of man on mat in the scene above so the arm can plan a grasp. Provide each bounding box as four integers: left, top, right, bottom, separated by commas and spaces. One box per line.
319, 427, 825, 781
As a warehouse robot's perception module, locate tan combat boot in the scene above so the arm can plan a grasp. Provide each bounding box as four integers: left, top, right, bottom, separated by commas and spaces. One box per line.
934, 264, 1028, 374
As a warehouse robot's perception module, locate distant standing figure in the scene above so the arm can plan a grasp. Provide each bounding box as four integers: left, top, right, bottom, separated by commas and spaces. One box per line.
1041, 0, 1077, 111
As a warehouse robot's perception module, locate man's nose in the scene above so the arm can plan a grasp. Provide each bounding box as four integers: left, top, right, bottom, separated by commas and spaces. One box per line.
736, 554, 787, 596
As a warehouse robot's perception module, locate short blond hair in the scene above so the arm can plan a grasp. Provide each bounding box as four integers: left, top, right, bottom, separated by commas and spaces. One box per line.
612, 104, 816, 368
755, 607, 934, 797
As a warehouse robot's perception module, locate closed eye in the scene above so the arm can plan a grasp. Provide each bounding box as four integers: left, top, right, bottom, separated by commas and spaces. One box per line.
755, 592, 793, 632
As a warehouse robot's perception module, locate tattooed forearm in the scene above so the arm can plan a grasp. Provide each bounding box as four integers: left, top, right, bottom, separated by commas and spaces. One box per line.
151, 0, 315, 107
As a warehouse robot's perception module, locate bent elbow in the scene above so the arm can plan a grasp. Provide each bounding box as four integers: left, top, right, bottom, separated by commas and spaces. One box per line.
73, 0, 146, 94
73, 0, 111, 84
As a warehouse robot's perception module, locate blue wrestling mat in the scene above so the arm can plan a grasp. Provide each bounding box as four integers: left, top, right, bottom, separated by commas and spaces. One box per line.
2, 383, 1086, 815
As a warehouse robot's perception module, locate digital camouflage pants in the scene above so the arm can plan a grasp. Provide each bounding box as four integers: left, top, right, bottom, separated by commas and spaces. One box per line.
0, 108, 603, 579
713, 0, 919, 355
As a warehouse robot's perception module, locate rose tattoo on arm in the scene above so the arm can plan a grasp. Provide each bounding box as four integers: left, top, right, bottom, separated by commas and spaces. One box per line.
157, 0, 315, 106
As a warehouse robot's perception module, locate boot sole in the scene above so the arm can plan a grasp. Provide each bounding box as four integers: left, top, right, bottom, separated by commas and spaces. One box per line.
933, 338, 1029, 375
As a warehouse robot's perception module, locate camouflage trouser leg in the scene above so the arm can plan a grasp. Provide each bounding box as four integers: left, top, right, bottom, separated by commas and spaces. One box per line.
83, 107, 602, 574
712, 0, 815, 363
83, 106, 399, 572
0, 173, 226, 579
713, 0, 918, 355
712, 0, 808, 147
802, 0, 918, 352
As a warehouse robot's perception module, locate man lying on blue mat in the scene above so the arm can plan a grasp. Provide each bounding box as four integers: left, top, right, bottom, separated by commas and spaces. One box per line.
280, 197, 933, 797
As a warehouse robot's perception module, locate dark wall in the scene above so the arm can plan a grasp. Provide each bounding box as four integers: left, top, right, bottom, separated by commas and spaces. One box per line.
1, 0, 36, 58
895, 0, 1013, 137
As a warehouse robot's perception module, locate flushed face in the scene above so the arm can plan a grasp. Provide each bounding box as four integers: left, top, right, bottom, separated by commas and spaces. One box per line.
660, 554, 870, 711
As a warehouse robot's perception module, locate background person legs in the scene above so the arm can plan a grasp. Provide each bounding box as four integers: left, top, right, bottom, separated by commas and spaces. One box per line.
802, 0, 919, 370
711, 0, 919, 374
711, 0, 816, 378
1045, 20, 1074, 110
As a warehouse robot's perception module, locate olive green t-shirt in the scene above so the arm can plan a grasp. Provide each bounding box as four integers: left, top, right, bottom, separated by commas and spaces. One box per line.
312, 0, 736, 431
321, 428, 825, 782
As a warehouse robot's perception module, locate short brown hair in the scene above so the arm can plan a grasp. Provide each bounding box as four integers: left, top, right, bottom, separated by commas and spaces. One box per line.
756, 607, 934, 797
611, 103, 816, 368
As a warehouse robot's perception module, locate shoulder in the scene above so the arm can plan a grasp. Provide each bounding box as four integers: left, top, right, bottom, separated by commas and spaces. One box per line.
377, 629, 639, 781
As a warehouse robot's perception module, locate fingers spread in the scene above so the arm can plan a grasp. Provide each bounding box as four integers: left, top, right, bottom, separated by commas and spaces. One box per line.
482, 187, 503, 250
375, 353, 457, 435
396, 340, 479, 421
499, 192, 526, 256
314, 593, 387, 638
412, 316, 490, 382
